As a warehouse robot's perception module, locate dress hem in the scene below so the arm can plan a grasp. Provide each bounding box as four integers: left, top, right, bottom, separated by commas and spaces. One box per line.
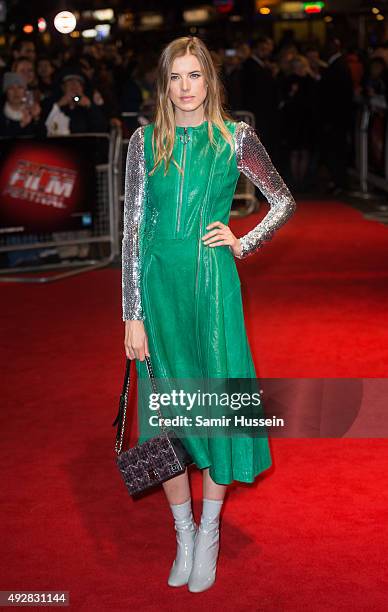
193, 461, 272, 485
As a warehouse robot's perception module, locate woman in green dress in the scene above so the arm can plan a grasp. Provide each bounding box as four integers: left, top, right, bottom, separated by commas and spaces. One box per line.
122, 36, 296, 593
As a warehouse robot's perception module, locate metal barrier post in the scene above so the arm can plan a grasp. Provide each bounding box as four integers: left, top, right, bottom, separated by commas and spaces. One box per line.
229, 110, 258, 217
348, 101, 388, 200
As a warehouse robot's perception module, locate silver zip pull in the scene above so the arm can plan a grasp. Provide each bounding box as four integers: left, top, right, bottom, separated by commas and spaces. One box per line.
179, 126, 191, 144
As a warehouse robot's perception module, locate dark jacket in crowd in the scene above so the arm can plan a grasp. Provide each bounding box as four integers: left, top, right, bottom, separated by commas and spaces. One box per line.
279, 74, 319, 151
0, 111, 46, 139
318, 54, 354, 128
42, 97, 109, 134
240, 55, 281, 163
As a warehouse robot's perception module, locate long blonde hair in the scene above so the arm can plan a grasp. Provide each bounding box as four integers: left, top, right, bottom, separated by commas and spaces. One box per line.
149, 36, 236, 177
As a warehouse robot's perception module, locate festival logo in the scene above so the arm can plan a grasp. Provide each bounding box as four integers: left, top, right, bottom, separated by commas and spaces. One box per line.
0, 141, 93, 233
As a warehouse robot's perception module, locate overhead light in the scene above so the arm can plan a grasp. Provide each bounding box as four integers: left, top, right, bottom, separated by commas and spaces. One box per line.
140, 13, 163, 28
372, 7, 380, 14
259, 7, 271, 14
95, 24, 111, 38
303, 2, 324, 14
93, 9, 114, 21
376, 13, 384, 20
82, 29, 97, 38
37, 17, 46, 32
54, 11, 77, 34
23, 24, 34, 34
282, 2, 304, 12
183, 8, 211, 23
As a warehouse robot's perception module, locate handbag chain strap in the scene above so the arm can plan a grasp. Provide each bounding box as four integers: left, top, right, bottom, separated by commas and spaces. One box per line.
112, 355, 170, 455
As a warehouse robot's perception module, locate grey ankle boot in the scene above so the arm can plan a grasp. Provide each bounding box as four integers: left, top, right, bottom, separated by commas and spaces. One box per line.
188, 498, 223, 593
168, 498, 198, 587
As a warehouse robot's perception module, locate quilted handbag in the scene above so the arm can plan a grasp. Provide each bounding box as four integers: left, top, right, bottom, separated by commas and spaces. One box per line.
112, 355, 193, 497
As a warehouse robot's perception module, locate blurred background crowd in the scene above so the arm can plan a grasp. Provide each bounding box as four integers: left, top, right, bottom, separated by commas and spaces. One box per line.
1, 31, 388, 194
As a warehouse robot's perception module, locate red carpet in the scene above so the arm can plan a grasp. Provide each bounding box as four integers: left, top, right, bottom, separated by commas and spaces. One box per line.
1, 200, 388, 610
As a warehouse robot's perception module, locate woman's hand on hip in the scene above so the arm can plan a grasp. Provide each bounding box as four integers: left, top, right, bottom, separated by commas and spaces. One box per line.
124, 320, 150, 361
201, 221, 242, 257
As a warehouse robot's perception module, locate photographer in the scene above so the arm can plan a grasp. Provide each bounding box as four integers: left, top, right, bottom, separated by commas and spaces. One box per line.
0, 72, 45, 138
43, 70, 109, 136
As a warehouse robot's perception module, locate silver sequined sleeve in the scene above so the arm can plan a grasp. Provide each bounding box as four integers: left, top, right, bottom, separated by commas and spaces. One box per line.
234, 121, 296, 258
122, 126, 146, 321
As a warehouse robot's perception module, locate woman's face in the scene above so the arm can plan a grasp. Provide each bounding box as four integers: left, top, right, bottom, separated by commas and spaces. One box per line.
37, 59, 54, 79
15, 60, 35, 86
168, 53, 208, 114
6, 84, 26, 105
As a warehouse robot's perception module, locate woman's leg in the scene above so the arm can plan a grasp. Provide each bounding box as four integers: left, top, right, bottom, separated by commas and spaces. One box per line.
163, 469, 197, 588
188, 468, 227, 593
162, 468, 191, 504
203, 468, 227, 501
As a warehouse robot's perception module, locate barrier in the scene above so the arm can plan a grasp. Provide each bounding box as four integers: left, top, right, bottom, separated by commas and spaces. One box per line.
349, 99, 388, 199
0, 128, 122, 283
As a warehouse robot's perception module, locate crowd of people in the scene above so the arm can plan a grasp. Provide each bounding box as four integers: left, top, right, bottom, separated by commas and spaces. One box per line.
1, 33, 388, 193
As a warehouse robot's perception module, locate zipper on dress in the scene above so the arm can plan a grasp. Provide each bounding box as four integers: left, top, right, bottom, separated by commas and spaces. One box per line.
195, 207, 203, 367
176, 127, 188, 234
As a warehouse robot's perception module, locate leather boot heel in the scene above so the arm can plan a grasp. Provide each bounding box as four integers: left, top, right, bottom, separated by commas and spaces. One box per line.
168, 524, 198, 587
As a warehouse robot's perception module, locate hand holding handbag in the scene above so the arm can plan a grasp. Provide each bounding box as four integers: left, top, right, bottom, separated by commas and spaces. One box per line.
112, 355, 193, 497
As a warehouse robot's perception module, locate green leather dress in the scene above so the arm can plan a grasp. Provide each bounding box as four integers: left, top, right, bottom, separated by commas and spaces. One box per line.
122, 119, 296, 485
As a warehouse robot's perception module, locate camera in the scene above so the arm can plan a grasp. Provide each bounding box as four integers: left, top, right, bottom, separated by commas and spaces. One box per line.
22, 91, 34, 108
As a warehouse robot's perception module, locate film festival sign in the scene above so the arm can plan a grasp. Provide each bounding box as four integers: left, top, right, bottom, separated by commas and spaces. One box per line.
0, 138, 98, 235
6, 159, 77, 210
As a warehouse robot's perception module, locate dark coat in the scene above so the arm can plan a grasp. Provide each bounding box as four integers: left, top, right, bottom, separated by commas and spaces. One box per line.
318, 55, 354, 128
